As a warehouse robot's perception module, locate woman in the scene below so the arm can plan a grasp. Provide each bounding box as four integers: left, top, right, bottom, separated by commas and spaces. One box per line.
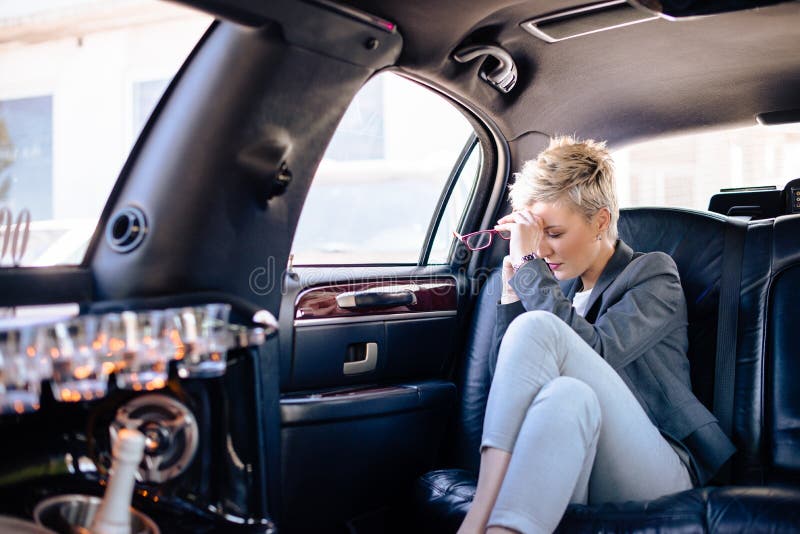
457, 137, 736, 534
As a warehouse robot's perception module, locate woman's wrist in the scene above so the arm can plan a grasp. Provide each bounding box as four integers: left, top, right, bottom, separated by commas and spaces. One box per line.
501, 277, 519, 303
511, 252, 538, 272
500, 292, 520, 305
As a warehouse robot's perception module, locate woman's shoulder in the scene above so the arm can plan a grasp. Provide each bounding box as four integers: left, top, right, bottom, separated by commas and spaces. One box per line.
626, 249, 681, 279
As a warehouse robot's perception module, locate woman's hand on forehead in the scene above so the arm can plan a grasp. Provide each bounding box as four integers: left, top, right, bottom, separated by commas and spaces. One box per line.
495, 208, 545, 264
496, 208, 542, 228
498, 208, 532, 225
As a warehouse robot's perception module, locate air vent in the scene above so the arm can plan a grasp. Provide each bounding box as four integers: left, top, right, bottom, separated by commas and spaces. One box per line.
521, 0, 658, 43
106, 205, 148, 253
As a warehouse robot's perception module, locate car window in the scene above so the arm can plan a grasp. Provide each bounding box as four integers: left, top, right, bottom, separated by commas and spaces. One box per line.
290, 72, 479, 265
0, 1, 211, 268
613, 124, 800, 210
427, 137, 482, 264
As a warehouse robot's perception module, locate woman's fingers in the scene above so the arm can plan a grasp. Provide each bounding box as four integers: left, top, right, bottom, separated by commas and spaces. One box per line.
496, 210, 543, 262
498, 209, 535, 225
496, 213, 540, 235
514, 209, 535, 224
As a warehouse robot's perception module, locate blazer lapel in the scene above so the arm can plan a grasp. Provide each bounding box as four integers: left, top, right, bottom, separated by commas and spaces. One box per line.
584, 239, 634, 321
559, 277, 580, 300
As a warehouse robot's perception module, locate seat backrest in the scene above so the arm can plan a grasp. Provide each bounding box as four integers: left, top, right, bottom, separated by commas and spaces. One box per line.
617, 208, 731, 411
448, 207, 741, 475
763, 214, 800, 486
448, 267, 503, 473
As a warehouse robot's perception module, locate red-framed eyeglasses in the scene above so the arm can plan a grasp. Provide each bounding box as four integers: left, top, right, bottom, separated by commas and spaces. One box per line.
453, 229, 511, 251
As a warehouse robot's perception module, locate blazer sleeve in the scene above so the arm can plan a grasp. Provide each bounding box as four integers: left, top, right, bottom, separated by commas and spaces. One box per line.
490, 253, 686, 372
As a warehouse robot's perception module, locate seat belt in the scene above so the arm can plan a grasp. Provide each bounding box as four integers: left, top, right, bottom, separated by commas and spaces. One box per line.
713, 219, 746, 483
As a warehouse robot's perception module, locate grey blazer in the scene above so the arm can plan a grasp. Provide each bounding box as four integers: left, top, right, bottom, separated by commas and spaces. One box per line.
489, 239, 736, 486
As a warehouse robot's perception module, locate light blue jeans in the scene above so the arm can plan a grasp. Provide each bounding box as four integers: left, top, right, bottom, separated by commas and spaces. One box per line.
481, 310, 694, 534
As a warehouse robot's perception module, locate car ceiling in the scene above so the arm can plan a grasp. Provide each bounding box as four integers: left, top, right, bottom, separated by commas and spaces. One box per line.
337, 0, 800, 148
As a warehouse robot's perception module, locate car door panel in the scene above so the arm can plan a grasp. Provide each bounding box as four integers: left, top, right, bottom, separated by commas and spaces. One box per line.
290, 277, 458, 388
292, 322, 387, 388
280, 380, 455, 426
277, 266, 467, 530
280, 382, 454, 532
294, 278, 457, 321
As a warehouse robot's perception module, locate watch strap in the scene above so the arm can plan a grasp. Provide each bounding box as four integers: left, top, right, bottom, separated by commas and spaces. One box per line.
512, 252, 538, 271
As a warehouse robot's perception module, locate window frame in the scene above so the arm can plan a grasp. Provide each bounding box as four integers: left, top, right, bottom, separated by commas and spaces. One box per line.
419, 132, 482, 265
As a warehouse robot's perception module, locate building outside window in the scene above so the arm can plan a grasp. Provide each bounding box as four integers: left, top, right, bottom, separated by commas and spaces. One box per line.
0, 95, 52, 220
0, 0, 210, 266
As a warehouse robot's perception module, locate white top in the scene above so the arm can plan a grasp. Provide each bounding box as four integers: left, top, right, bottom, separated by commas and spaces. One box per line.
572, 287, 593, 317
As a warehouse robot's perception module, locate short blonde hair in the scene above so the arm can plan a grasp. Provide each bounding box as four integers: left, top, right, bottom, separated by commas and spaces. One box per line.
509, 135, 619, 240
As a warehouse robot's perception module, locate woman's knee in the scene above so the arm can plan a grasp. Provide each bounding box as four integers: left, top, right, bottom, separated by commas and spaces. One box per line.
504, 310, 564, 346
536, 377, 602, 433
509, 309, 561, 331
497, 311, 564, 367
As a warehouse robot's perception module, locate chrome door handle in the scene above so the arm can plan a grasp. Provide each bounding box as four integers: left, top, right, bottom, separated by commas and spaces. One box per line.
343, 342, 378, 375
336, 289, 416, 309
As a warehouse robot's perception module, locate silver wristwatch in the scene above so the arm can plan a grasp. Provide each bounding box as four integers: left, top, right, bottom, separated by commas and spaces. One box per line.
512, 252, 538, 271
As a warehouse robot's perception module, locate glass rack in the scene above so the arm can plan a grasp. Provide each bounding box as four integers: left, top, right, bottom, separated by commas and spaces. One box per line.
0, 304, 275, 414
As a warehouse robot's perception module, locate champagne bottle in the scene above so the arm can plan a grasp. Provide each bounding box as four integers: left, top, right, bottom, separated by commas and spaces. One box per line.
91, 428, 146, 534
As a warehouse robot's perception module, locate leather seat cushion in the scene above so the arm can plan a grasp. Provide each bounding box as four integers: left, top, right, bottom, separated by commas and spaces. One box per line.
414, 469, 800, 533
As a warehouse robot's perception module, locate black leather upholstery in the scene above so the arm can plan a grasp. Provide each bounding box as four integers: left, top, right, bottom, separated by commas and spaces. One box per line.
449, 268, 503, 473
766, 215, 800, 485
414, 469, 800, 533
732, 219, 773, 485
417, 208, 800, 532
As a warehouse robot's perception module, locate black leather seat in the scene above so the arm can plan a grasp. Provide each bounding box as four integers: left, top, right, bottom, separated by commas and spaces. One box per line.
413, 208, 800, 532
416, 472, 800, 533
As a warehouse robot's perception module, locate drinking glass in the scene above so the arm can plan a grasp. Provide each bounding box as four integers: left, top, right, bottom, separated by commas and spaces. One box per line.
115, 311, 168, 391
175, 304, 231, 378
97, 313, 129, 383
41, 317, 107, 402
0, 327, 44, 414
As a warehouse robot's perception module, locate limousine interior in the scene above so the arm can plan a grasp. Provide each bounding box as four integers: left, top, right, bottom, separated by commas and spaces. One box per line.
1, 0, 800, 532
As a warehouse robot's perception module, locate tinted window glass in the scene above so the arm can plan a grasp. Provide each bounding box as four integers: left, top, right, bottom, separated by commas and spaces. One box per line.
291, 73, 478, 265
428, 139, 482, 264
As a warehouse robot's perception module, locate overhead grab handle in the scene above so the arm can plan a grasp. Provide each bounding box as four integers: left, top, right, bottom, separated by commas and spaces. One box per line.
453, 44, 518, 94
